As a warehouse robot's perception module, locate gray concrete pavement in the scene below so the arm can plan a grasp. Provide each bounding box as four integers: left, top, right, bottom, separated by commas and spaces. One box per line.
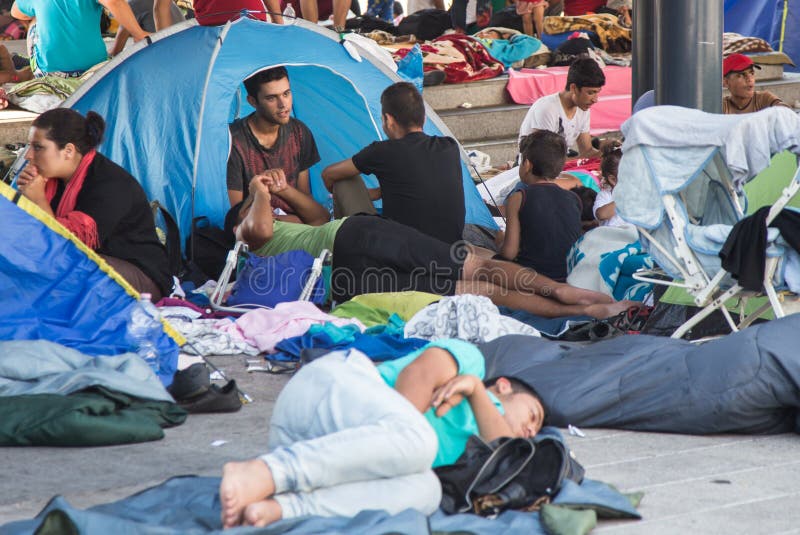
2, 353, 800, 533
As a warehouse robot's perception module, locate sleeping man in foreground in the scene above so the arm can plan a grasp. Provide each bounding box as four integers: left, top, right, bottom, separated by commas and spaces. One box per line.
219, 340, 546, 527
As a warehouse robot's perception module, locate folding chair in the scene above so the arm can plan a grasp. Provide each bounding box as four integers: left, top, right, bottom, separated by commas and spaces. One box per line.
615, 105, 800, 339
210, 241, 332, 314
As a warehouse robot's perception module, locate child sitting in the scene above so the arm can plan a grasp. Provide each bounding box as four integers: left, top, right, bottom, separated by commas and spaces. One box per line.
499, 130, 583, 281
219, 341, 546, 528
514, 0, 548, 37
593, 144, 626, 227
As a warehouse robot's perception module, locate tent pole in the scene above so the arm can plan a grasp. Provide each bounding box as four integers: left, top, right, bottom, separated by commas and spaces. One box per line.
655, 0, 723, 113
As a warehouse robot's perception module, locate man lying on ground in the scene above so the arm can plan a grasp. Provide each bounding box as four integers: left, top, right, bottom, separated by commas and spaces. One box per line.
226, 67, 328, 225
219, 339, 546, 528
322, 82, 465, 244
231, 173, 632, 318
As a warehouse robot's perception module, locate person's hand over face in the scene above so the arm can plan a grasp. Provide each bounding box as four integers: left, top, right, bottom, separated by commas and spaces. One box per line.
16, 163, 47, 203
431, 375, 481, 417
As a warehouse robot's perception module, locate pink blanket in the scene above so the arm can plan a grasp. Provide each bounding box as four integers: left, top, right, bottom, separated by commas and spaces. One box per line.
507, 66, 632, 133
216, 301, 366, 353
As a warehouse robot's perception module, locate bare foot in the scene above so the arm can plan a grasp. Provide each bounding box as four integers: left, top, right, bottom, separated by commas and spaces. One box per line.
243, 499, 283, 527
0, 89, 7, 110
584, 300, 635, 319
220, 459, 276, 529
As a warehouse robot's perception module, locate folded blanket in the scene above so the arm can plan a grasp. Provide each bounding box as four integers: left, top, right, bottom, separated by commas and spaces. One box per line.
544, 14, 631, 53
394, 34, 505, 84
0, 386, 186, 447
723, 32, 773, 55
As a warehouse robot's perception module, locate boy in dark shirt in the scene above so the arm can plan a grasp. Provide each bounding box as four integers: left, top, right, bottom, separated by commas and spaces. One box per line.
321, 82, 465, 244
499, 130, 583, 281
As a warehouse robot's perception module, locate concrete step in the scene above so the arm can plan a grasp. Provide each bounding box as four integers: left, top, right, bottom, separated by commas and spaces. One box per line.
463, 137, 519, 167
752, 73, 800, 106
756, 62, 784, 82
437, 103, 528, 143
0, 110, 37, 145
424, 76, 510, 111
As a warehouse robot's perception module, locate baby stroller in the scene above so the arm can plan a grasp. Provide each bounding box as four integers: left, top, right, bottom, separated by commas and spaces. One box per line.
615, 106, 800, 339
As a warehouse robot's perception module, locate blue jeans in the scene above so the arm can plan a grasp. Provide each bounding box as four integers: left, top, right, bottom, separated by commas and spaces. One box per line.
260, 350, 441, 519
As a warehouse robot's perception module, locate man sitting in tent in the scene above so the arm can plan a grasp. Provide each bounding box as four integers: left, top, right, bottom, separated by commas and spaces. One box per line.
231, 172, 632, 318
518, 58, 605, 159
321, 81, 465, 245
226, 66, 329, 226
722, 53, 789, 115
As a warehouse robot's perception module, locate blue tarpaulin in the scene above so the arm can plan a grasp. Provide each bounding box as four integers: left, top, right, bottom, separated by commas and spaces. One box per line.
725, 0, 799, 72
0, 182, 180, 386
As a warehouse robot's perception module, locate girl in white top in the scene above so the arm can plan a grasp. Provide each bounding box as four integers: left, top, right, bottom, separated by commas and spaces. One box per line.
593, 144, 627, 227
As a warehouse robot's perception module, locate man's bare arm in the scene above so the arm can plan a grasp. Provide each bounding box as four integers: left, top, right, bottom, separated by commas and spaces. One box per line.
499, 191, 522, 261
153, 0, 173, 31
100, 0, 149, 41
10, 2, 31, 21
322, 159, 361, 191
266, 169, 328, 225
393, 348, 460, 413
576, 132, 601, 159
431, 375, 514, 441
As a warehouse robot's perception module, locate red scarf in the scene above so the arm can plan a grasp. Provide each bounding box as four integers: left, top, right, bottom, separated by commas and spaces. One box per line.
45, 149, 99, 249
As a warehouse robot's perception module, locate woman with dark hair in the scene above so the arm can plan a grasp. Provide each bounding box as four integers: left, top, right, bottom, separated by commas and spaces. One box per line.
16, 108, 172, 300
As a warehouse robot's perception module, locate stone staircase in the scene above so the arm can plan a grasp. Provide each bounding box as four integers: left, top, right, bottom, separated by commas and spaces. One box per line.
425, 76, 519, 166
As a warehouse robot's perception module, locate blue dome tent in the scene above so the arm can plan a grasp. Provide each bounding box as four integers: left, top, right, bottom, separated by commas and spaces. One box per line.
65, 16, 498, 241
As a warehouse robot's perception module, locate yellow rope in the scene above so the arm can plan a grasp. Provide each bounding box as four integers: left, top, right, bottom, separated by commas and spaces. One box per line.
779, 0, 789, 52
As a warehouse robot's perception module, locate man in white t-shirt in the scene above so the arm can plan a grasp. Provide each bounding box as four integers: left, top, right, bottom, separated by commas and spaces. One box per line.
518, 58, 605, 158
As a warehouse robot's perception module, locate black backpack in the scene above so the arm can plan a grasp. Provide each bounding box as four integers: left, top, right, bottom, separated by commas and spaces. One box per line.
184, 216, 235, 282
435, 434, 585, 515
150, 200, 185, 280
396, 9, 452, 41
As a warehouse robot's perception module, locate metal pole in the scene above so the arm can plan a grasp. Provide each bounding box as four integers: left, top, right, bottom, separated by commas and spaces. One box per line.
655, 0, 723, 113
632, 0, 658, 107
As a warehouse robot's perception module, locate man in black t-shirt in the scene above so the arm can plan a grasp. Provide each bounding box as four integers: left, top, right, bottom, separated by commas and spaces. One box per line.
226, 67, 328, 225
321, 82, 465, 244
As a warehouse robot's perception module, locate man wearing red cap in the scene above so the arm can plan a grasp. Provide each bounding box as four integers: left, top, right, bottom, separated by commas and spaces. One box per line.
722, 53, 789, 114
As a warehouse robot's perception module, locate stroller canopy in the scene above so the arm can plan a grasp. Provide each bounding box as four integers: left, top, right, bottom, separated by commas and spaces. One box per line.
616, 105, 800, 229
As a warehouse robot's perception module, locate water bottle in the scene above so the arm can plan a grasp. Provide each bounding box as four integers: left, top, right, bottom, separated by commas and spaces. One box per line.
283, 3, 295, 18
127, 293, 162, 375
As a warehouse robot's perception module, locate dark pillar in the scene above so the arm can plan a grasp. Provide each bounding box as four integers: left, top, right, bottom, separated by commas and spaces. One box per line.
631, 0, 658, 107
655, 0, 723, 113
